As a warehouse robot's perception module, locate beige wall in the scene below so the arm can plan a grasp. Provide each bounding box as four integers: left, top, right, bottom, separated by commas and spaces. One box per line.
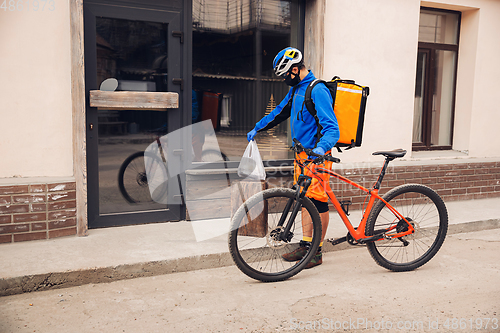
313, 0, 500, 163
1, 0, 498, 176
320, 0, 421, 163
451, 6, 478, 153
0, 1, 73, 178
462, 1, 500, 158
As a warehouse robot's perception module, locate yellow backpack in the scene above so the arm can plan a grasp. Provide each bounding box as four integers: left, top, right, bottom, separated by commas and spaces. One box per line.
305, 76, 369, 151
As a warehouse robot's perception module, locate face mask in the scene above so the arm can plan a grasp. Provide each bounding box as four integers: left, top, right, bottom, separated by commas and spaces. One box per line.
284, 69, 301, 86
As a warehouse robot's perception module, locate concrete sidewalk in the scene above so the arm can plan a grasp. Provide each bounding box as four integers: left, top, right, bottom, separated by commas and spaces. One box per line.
2, 229, 499, 333
1, 198, 499, 296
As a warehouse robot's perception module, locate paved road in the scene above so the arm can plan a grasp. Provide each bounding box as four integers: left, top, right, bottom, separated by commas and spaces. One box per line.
1, 229, 498, 333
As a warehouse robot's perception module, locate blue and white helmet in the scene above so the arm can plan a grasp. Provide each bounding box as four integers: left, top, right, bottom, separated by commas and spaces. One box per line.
273, 47, 303, 77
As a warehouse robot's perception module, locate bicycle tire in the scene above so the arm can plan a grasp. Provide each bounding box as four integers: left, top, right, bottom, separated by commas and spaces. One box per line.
118, 151, 168, 204
365, 184, 448, 272
228, 188, 322, 282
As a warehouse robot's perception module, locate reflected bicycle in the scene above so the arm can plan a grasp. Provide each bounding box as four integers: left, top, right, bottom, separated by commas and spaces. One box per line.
118, 128, 228, 204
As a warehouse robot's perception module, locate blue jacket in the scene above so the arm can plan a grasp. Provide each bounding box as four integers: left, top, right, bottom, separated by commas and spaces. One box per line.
255, 71, 339, 152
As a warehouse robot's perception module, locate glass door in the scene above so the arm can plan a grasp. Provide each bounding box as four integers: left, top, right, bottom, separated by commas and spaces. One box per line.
84, 2, 185, 228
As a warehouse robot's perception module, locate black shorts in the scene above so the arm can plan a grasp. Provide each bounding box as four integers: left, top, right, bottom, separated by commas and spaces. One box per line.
308, 197, 329, 213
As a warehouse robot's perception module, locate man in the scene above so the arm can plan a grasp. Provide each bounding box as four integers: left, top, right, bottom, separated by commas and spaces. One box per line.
247, 47, 339, 268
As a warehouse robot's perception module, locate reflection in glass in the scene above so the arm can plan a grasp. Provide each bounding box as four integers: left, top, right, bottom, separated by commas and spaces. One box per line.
418, 10, 459, 44
192, 0, 295, 161
431, 50, 456, 146
413, 51, 426, 144
96, 17, 172, 215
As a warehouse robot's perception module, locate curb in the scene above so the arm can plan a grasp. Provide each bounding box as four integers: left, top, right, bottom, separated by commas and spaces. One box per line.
1, 219, 499, 297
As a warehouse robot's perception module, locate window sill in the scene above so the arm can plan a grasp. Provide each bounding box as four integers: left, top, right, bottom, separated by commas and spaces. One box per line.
186, 165, 294, 176
410, 149, 468, 160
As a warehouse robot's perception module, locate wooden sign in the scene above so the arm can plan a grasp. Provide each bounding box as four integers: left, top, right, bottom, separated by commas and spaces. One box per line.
89, 91, 178, 111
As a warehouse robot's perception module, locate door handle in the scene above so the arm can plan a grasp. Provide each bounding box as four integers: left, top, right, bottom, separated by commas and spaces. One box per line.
172, 78, 184, 90
172, 31, 184, 43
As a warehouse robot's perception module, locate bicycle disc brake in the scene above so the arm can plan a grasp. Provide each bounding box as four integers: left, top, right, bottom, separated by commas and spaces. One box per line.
266, 226, 290, 249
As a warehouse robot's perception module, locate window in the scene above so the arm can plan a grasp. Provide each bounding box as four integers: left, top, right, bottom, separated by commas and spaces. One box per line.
192, 0, 303, 161
413, 8, 460, 150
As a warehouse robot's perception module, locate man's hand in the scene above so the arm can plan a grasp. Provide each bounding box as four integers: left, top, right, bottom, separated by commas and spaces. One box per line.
247, 129, 257, 142
309, 147, 325, 159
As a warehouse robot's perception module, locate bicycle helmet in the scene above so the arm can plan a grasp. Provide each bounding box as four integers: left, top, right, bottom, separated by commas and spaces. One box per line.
273, 47, 303, 77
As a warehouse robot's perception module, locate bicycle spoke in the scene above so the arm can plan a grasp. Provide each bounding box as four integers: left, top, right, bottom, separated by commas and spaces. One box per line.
229, 188, 322, 282
366, 184, 448, 271
118, 152, 168, 204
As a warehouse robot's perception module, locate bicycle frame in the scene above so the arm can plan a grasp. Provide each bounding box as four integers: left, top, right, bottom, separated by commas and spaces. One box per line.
229, 144, 447, 282
296, 158, 415, 243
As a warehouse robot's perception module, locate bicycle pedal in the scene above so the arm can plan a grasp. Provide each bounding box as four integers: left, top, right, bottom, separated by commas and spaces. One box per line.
327, 236, 347, 246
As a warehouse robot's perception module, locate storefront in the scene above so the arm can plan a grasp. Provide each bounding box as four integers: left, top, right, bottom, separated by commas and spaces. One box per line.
1, 0, 499, 243
82, 0, 304, 228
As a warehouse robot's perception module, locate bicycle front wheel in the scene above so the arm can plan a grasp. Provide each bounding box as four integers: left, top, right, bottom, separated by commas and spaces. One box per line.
228, 188, 322, 282
365, 184, 448, 272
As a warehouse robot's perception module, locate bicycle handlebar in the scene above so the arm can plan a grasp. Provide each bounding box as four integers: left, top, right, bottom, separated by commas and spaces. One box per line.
292, 139, 341, 164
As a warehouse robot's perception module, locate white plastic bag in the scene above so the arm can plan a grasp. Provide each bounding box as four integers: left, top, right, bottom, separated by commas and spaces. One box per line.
237, 140, 266, 180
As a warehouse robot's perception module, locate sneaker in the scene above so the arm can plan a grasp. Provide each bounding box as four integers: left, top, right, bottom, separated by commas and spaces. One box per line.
305, 252, 322, 269
281, 241, 311, 261
282, 240, 311, 261
282, 246, 309, 262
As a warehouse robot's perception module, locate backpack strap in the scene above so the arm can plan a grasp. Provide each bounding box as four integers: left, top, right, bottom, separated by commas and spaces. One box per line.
304, 79, 325, 119
304, 79, 327, 148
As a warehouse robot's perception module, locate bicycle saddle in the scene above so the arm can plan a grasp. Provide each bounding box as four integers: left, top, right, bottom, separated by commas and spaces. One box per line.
372, 149, 407, 158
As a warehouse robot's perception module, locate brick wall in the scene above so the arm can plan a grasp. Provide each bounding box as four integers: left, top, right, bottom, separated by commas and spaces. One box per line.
187, 160, 500, 220
328, 161, 500, 211
0, 182, 77, 243
2, 161, 498, 240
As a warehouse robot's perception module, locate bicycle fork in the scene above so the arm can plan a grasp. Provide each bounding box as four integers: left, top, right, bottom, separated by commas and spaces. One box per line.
277, 176, 312, 242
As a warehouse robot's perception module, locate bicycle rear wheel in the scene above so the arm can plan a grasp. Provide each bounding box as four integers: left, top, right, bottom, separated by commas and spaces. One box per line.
365, 184, 448, 271
228, 188, 322, 282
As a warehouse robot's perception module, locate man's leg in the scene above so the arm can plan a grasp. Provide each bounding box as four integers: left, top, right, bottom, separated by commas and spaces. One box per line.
281, 208, 313, 262
303, 209, 328, 269
285, 151, 331, 264
282, 205, 329, 263
299, 207, 329, 243
319, 210, 329, 244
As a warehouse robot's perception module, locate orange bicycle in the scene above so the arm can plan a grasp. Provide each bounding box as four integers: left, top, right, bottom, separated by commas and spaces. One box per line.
229, 139, 448, 282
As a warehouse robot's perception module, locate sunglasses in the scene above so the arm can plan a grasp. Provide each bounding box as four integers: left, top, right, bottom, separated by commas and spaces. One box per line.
279, 70, 297, 79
